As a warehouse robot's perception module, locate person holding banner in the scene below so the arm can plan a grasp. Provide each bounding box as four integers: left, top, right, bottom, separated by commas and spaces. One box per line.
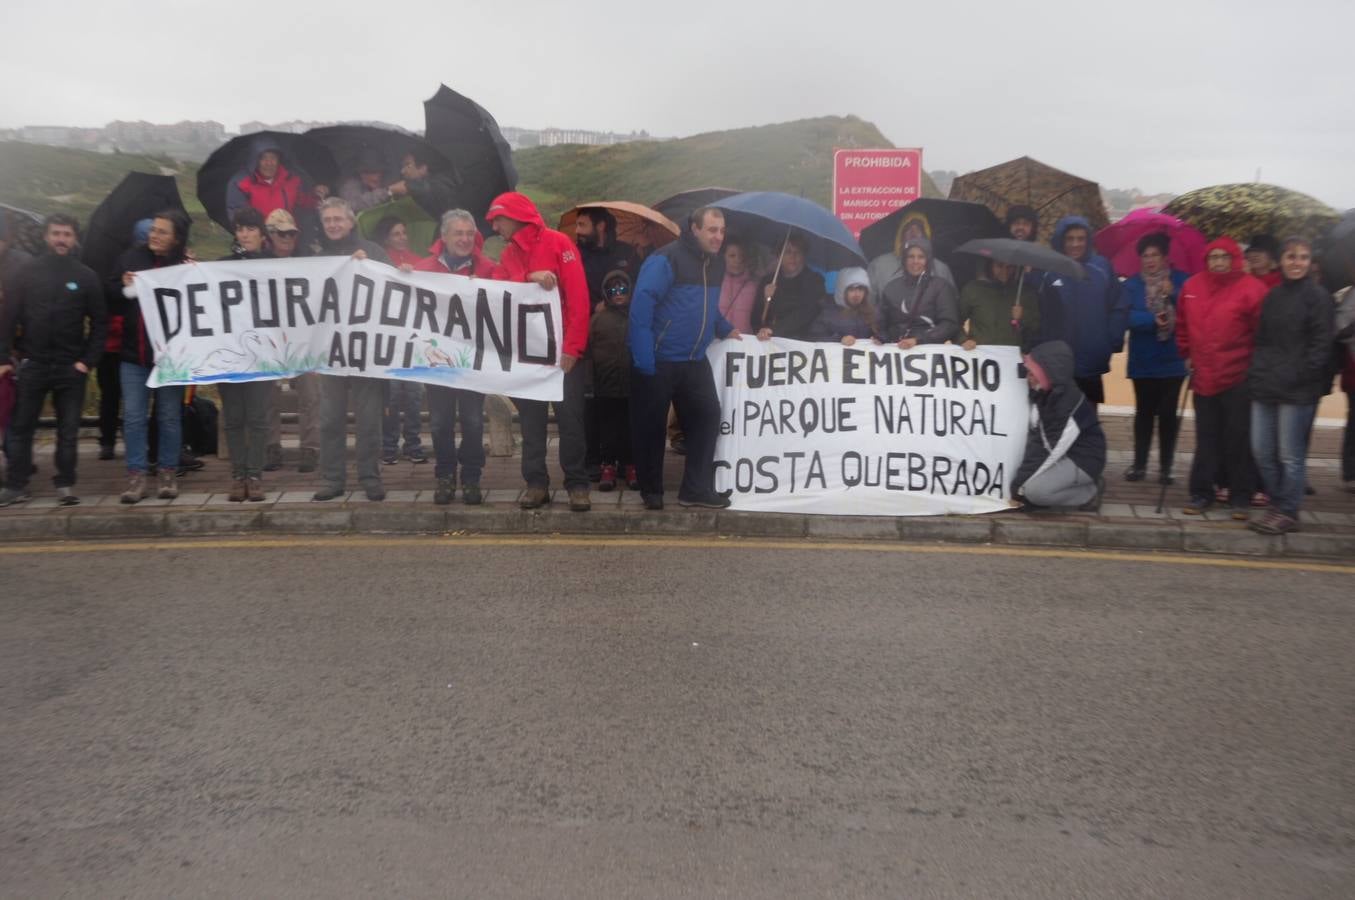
753, 232, 826, 341
808, 267, 879, 344
312, 198, 392, 502
1012, 340, 1106, 510
629, 206, 740, 510
416, 209, 495, 505
881, 238, 959, 348
262, 209, 321, 473
957, 258, 1039, 350
109, 210, 192, 503
485, 191, 592, 511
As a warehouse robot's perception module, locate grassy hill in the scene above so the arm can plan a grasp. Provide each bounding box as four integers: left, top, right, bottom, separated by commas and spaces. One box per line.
0, 141, 233, 258
515, 115, 943, 223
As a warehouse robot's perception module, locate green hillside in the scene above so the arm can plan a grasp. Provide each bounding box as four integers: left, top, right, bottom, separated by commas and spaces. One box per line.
0, 140, 232, 258
515, 115, 942, 223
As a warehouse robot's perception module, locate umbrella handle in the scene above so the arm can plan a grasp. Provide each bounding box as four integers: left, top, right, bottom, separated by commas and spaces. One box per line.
762, 226, 793, 322
1011, 270, 1025, 329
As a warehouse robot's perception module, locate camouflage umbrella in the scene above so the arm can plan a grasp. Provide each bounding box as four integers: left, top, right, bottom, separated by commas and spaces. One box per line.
948, 156, 1109, 244
1162, 183, 1338, 243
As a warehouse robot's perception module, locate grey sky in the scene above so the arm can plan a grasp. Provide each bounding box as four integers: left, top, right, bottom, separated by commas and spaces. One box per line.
4, 0, 1353, 207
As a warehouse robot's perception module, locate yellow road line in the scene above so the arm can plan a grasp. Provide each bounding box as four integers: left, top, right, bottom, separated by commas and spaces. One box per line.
0, 533, 1351, 574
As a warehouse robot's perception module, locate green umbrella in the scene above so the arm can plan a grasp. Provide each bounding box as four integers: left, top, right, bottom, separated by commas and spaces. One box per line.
356, 196, 438, 256
1162, 183, 1338, 243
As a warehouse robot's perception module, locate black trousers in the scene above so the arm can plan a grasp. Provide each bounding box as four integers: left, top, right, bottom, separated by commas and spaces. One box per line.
1131, 376, 1185, 472
6, 361, 86, 490
1190, 383, 1254, 507
517, 363, 588, 490
1344, 392, 1355, 482
96, 351, 121, 448
629, 359, 720, 499
593, 396, 632, 468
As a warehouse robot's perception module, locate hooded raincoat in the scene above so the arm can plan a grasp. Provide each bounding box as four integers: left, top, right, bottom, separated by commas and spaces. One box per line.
880, 238, 959, 344
808, 267, 878, 342
226, 139, 317, 222
1175, 238, 1267, 397
1013, 340, 1107, 494
1043, 216, 1127, 378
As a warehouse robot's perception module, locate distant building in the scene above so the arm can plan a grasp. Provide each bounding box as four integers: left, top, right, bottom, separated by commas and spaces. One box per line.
502, 125, 657, 151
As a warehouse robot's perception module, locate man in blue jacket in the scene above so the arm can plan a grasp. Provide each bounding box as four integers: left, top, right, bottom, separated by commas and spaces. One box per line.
1041, 215, 1127, 411
628, 207, 741, 509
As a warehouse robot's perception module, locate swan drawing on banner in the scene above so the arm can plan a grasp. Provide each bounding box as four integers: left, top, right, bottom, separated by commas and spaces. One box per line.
424, 338, 455, 367
193, 330, 264, 377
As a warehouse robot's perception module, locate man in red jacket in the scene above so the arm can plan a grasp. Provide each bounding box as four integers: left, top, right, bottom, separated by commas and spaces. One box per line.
484, 192, 592, 511
1176, 237, 1267, 518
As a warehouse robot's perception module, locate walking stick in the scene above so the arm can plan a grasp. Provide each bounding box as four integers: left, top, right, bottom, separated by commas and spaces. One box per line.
1155, 374, 1192, 513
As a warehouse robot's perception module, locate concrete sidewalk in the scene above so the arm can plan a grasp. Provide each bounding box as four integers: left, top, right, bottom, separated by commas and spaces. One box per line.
3, 414, 1353, 561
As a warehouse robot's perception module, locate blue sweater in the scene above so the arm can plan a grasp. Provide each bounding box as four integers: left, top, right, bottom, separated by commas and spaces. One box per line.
1124, 270, 1188, 379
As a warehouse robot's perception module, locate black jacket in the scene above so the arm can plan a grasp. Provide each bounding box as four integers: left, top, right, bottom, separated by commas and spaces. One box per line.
106, 244, 187, 367
881, 272, 959, 344
0, 246, 34, 308
1013, 341, 1106, 489
588, 302, 631, 398
406, 173, 458, 220
580, 240, 639, 306
318, 230, 390, 263
753, 267, 827, 340
0, 252, 106, 368
1248, 278, 1336, 405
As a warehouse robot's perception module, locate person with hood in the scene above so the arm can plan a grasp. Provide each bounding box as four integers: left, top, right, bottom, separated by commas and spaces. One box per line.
1245, 234, 1283, 289
753, 232, 826, 341
415, 209, 495, 505
389, 150, 457, 220
1246, 237, 1335, 534
1123, 232, 1189, 483
1011, 340, 1106, 510
339, 151, 392, 213
0, 214, 105, 509
809, 268, 879, 344
485, 191, 592, 511
880, 237, 959, 347
589, 269, 638, 492
865, 211, 957, 300
312, 198, 392, 502
957, 258, 1039, 350
106, 209, 190, 504
1039, 216, 1127, 410
1176, 238, 1268, 518
629, 206, 740, 509
226, 140, 324, 224
718, 238, 758, 334
574, 207, 639, 308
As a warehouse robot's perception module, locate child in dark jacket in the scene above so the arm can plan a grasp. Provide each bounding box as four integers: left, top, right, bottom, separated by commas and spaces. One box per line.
808, 267, 880, 344
588, 270, 638, 491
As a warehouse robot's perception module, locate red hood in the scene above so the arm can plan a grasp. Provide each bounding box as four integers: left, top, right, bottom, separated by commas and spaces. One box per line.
1204, 237, 1244, 288
485, 192, 544, 228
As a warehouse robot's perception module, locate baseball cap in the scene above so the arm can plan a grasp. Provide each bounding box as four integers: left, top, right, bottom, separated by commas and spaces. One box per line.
265, 209, 299, 233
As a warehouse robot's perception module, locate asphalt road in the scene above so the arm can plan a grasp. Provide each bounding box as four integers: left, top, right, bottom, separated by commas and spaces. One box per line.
2, 537, 1352, 899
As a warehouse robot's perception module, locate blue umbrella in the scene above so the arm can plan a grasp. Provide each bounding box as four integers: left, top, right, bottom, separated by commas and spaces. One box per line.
711, 192, 866, 273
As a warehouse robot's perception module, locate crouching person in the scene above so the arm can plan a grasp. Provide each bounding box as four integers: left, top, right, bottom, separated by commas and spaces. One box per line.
1011, 341, 1106, 511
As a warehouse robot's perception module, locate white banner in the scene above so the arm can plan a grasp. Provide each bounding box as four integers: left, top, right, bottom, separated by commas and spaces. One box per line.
709, 338, 1029, 516
132, 257, 564, 401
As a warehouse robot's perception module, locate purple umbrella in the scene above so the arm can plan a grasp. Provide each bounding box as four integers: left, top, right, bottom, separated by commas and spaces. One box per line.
1094, 208, 1206, 278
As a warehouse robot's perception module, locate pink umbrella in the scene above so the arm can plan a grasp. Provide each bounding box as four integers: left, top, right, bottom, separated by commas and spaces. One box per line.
1094, 208, 1207, 278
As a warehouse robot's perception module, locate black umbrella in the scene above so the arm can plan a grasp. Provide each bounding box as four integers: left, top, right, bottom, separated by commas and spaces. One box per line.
1317, 208, 1355, 292
422, 85, 517, 227
954, 238, 1086, 280
81, 172, 189, 279
0, 203, 44, 256
304, 125, 450, 184
652, 187, 739, 232
196, 131, 339, 229
859, 198, 1005, 261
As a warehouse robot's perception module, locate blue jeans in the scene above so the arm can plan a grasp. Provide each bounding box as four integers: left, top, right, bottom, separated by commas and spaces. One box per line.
1250, 401, 1316, 517
120, 362, 184, 474
382, 380, 424, 455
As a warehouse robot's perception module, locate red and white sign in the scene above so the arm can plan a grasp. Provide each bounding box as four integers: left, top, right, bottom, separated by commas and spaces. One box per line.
833, 148, 924, 238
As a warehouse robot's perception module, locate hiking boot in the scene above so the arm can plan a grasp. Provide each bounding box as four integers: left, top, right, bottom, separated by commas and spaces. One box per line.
520, 487, 549, 509
1250, 491, 1269, 508
56, 486, 80, 507
678, 491, 731, 509
247, 477, 265, 502
312, 484, 345, 501
298, 447, 318, 473
598, 464, 618, 492
263, 443, 283, 472
625, 465, 639, 491
1181, 496, 1211, 516
381, 452, 399, 466
178, 454, 205, 473
98, 444, 115, 461
1123, 466, 1145, 482
568, 488, 591, 512
228, 478, 248, 502
0, 487, 32, 508
462, 483, 482, 505
157, 470, 178, 499
641, 492, 664, 511
363, 482, 386, 502
120, 473, 147, 504
407, 446, 428, 464
1249, 509, 1294, 534
433, 476, 456, 505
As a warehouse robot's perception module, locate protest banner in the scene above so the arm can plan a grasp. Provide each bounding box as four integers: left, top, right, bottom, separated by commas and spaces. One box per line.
833, 148, 924, 238
132, 256, 563, 401
709, 337, 1028, 516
